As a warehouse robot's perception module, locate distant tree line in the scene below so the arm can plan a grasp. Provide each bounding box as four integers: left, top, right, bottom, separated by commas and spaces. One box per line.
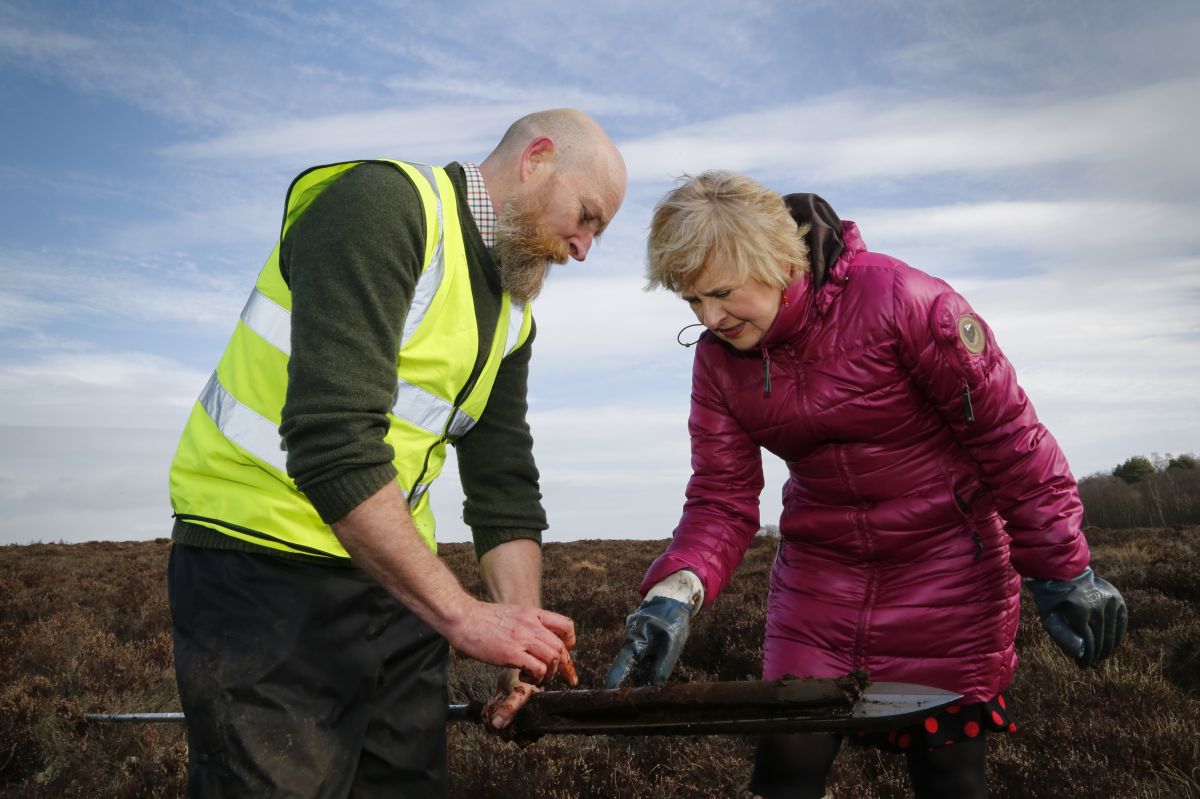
753, 452, 1199, 535
1078, 452, 1200, 528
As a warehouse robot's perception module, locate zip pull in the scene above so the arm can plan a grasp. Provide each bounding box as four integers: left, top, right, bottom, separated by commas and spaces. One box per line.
961, 384, 975, 424
761, 347, 772, 397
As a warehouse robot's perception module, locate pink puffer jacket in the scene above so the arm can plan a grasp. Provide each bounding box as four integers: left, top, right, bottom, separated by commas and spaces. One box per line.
641, 220, 1090, 702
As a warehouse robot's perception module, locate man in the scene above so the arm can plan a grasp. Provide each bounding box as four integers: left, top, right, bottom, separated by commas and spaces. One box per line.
167, 108, 627, 797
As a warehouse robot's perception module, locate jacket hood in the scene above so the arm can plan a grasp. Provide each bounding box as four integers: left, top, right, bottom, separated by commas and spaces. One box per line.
760, 212, 864, 350
783, 193, 844, 290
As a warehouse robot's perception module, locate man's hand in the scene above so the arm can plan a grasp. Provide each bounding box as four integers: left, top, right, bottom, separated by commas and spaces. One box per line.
485, 641, 578, 731
331, 490, 577, 681
445, 600, 577, 684
1026, 567, 1128, 667
484, 669, 538, 732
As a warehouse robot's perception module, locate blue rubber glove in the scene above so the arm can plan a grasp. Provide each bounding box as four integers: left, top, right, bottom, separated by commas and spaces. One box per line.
1025, 567, 1128, 667
605, 596, 692, 688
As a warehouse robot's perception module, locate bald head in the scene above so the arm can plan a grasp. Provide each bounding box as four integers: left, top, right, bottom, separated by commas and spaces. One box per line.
480, 108, 626, 216
491, 108, 612, 168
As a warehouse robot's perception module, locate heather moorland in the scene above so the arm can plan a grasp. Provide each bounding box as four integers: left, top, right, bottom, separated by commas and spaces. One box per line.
1, 521, 1197, 797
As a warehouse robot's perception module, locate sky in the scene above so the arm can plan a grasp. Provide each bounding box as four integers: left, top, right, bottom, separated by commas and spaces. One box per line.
1, 0, 1198, 547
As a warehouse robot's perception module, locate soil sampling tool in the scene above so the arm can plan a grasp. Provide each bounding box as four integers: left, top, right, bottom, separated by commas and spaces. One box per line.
86, 672, 960, 740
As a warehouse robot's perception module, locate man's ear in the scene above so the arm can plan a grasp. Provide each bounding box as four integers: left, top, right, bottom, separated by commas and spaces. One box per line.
519, 136, 557, 182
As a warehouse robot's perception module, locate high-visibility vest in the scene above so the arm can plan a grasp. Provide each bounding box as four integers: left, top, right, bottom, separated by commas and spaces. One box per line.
168, 161, 532, 558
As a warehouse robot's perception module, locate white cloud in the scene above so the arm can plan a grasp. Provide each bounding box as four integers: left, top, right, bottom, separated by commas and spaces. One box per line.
430, 404, 792, 544
855, 200, 1200, 277
162, 104, 530, 164
0, 21, 91, 61
161, 90, 674, 166
0, 17, 237, 128
619, 76, 1200, 190
878, 4, 1200, 94
0, 350, 208, 545
107, 200, 279, 255
0, 425, 179, 545
0, 248, 248, 331
0, 290, 61, 331
882, 257, 1200, 479
381, 76, 676, 119
527, 274, 696, 373
0, 351, 207, 430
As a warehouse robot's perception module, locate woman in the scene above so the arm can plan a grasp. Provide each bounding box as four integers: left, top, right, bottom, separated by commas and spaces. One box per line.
605, 172, 1126, 799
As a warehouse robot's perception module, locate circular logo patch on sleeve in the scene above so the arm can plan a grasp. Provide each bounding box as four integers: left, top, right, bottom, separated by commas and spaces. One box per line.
957, 315, 986, 354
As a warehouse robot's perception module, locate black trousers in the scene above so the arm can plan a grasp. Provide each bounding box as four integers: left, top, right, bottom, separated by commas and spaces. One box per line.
749, 733, 989, 799
168, 545, 450, 798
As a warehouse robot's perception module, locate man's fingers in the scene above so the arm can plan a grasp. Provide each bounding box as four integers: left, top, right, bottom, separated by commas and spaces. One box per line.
537, 610, 577, 649
489, 693, 523, 728
520, 610, 574, 657
542, 656, 559, 686
516, 655, 547, 684
559, 647, 578, 687
519, 614, 580, 686
523, 632, 564, 669
488, 682, 537, 729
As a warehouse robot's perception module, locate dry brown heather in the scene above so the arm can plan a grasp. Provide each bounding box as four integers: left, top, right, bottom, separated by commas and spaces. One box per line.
1, 528, 1197, 798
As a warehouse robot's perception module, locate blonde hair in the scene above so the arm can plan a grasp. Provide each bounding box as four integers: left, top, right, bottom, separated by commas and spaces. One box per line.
646, 170, 809, 293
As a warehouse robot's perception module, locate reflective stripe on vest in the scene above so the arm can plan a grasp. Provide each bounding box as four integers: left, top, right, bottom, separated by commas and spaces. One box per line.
240, 289, 291, 355
198, 371, 288, 474
403, 165, 446, 346
170, 160, 534, 558
196, 371, 440, 506
230, 165, 484, 450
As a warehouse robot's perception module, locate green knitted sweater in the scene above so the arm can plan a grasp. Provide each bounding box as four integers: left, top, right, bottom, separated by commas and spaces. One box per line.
172, 162, 547, 562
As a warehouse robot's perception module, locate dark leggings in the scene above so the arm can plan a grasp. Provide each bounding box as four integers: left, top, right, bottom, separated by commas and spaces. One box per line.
747, 733, 989, 799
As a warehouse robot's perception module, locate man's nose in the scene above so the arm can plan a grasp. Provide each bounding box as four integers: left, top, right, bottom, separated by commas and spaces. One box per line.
568, 230, 594, 261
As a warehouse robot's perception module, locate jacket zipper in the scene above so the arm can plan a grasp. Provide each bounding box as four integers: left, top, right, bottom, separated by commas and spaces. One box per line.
761, 346, 772, 397
956, 384, 982, 555
954, 489, 985, 561
408, 316, 495, 501
855, 570, 878, 669
409, 366, 484, 501
844, 452, 876, 670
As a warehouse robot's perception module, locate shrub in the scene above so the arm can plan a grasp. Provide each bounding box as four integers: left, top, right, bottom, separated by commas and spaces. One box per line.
2, 531, 1198, 798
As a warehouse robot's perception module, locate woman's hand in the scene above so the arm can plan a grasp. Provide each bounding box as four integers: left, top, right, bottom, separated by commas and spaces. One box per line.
605, 595, 693, 688
1026, 567, 1128, 667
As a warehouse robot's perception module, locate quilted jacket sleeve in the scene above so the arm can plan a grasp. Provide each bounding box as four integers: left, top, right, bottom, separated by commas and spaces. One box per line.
892, 266, 1089, 580
640, 341, 764, 606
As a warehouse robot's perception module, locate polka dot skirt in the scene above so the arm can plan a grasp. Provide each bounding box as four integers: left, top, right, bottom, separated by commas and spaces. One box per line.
849, 692, 1016, 753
